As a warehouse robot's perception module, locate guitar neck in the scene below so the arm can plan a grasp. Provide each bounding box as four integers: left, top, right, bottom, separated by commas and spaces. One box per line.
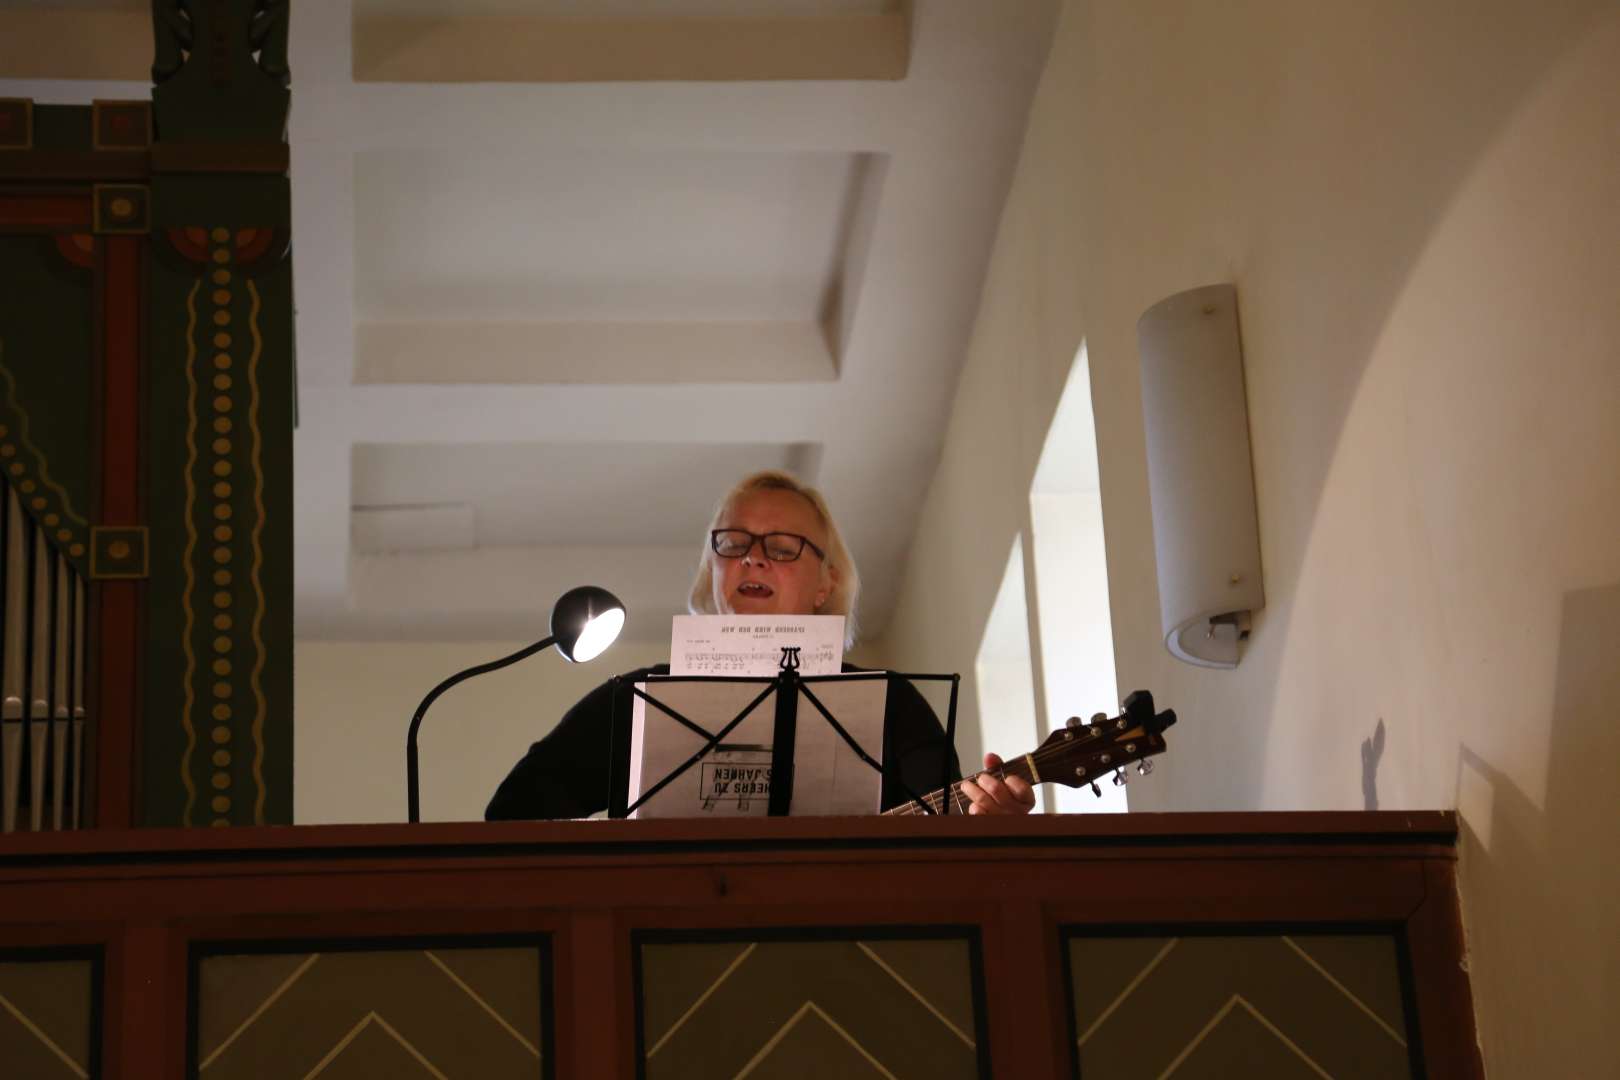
882, 755, 1039, 817
877, 694, 1175, 816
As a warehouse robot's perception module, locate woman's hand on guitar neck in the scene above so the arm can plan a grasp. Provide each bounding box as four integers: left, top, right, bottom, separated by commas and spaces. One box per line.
959, 753, 1037, 815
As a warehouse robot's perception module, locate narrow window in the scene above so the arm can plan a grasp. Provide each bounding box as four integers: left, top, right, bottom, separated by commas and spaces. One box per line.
974, 536, 1046, 812
1030, 343, 1124, 813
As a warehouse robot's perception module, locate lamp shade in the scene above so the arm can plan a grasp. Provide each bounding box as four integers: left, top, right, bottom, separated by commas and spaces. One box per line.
1137, 284, 1265, 668
551, 585, 626, 663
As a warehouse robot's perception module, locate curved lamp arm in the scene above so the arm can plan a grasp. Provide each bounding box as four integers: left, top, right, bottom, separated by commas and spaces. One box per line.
405, 636, 555, 824
405, 585, 623, 823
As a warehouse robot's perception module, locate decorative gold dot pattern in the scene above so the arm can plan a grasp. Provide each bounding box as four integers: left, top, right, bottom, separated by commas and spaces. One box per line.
205, 229, 236, 819
0, 434, 85, 560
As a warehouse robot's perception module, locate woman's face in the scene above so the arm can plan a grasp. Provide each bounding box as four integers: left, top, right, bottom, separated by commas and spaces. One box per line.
710, 489, 835, 618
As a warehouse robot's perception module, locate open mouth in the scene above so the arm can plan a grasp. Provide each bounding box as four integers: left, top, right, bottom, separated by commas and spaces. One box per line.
737, 582, 774, 599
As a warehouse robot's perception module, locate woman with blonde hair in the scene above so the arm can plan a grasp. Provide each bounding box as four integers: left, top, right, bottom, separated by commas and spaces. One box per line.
687, 470, 860, 646
487, 471, 1034, 819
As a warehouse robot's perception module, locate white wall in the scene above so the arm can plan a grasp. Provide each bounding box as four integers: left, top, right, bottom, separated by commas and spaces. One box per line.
872, 1, 1620, 1075
296, 638, 668, 824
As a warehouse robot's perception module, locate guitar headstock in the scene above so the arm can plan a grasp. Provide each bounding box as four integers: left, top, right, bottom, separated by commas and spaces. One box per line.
1034, 689, 1177, 791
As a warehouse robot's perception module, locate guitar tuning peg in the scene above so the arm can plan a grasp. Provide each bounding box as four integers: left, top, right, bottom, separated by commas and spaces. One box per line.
1112, 768, 1129, 786
1137, 759, 1153, 775
1089, 781, 1101, 797
1065, 715, 1082, 730
1090, 712, 1108, 726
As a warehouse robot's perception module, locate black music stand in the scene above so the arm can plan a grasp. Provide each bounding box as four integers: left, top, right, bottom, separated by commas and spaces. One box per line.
606, 648, 960, 819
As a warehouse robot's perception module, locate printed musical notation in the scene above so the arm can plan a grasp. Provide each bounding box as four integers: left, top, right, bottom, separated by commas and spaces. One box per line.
670, 615, 845, 677
679, 645, 839, 675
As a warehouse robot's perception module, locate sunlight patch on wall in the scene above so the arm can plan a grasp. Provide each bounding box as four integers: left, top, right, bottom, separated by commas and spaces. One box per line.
974, 536, 1045, 812
1031, 342, 1124, 813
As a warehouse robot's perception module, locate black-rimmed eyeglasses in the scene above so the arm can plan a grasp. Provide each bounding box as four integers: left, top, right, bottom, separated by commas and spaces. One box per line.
710, 529, 826, 563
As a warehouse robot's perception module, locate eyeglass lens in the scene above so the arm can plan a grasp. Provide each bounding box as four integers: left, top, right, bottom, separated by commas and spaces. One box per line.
712, 530, 807, 561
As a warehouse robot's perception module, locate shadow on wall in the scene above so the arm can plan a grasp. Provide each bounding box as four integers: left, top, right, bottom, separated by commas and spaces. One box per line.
1360, 718, 1385, 811
1454, 583, 1620, 1076
1238, 0, 1619, 612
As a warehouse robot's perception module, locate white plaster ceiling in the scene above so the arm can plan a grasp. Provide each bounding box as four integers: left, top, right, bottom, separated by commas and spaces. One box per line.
2, 1, 145, 8
0, 0, 1059, 646
354, 1, 898, 15
354, 147, 866, 323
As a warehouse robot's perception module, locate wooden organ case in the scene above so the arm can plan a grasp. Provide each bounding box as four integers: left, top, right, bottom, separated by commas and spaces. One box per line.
0, 1, 294, 830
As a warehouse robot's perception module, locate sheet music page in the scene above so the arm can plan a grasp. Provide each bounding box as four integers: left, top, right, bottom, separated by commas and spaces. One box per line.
628, 675, 886, 818
669, 615, 844, 676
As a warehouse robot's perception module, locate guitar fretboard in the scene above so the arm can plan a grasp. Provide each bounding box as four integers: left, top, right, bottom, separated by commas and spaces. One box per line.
882, 756, 1039, 816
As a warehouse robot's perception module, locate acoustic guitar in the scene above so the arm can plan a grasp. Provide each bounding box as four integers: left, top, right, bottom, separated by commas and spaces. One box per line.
883, 689, 1176, 816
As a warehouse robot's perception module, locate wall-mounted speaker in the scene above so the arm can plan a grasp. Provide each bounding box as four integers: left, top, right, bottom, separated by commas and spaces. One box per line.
1137, 283, 1264, 668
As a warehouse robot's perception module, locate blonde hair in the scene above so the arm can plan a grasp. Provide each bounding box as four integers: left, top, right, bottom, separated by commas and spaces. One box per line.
688, 470, 861, 647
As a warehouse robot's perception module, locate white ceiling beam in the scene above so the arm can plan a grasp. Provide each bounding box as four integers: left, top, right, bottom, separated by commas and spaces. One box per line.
356, 321, 836, 385
346, 544, 697, 643
353, 11, 909, 84
0, 11, 148, 82
308, 81, 911, 153
296, 384, 846, 443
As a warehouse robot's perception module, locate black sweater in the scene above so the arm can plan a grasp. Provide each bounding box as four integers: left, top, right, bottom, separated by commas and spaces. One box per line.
486, 665, 962, 820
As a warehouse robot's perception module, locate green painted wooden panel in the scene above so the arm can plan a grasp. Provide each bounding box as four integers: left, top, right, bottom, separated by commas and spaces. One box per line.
0, 954, 98, 1079
640, 935, 985, 1079
1067, 932, 1415, 1079
195, 944, 546, 1079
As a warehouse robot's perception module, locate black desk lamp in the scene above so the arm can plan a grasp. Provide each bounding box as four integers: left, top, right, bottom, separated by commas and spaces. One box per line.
406, 585, 625, 823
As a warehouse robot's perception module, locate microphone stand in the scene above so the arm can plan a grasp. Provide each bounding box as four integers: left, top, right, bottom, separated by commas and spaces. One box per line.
406, 636, 556, 823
